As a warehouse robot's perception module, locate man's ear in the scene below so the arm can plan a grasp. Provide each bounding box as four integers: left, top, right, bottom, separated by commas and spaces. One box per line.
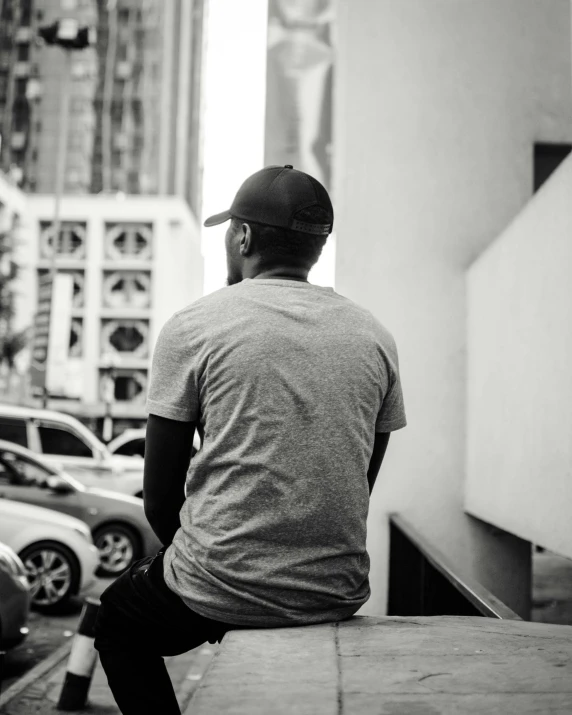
239, 223, 253, 256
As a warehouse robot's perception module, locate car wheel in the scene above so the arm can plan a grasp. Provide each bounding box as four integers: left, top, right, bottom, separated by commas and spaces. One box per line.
93, 523, 141, 577
19, 541, 80, 612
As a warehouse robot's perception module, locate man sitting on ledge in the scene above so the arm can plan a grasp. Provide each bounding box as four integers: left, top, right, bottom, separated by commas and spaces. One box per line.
94, 164, 407, 715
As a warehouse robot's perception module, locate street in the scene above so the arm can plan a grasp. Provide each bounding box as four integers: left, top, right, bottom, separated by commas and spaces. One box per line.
1, 575, 110, 694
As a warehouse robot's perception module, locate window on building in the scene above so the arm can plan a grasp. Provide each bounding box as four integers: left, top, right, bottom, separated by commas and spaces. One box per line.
15, 78, 27, 96
112, 371, 147, 403
113, 79, 126, 97
118, 7, 130, 24
20, 0, 33, 26
533, 143, 572, 193
17, 44, 29, 62
128, 171, 139, 193
104, 223, 153, 260
101, 320, 149, 357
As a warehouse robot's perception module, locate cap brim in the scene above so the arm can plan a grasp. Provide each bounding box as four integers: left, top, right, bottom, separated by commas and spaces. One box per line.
204, 210, 232, 227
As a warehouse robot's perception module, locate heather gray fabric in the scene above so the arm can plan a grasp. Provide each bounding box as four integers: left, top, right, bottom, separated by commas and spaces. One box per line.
146, 278, 407, 627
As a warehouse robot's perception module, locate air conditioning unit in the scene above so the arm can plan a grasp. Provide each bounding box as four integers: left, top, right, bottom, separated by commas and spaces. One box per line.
26, 79, 42, 100
13, 62, 31, 78
116, 61, 132, 79
11, 132, 26, 150
114, 133, 128, 150
15, 27, 33, 43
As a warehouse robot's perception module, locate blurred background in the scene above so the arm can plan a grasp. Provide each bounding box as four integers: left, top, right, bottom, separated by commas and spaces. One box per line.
0, 0, 571, 689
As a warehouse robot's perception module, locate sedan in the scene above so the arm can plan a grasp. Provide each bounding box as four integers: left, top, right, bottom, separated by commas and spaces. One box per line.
108, 427, 200, 460
0, 541, 31, 649
0, 499, 99, 611
0, 440, 162, 577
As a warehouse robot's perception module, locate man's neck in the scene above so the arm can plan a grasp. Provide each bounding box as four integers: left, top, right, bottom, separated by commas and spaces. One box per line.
249, 267, 309, 283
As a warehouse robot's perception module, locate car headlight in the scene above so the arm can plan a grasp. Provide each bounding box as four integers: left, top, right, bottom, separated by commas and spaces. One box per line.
73, 525, 94, 544
0, 543, 28, 581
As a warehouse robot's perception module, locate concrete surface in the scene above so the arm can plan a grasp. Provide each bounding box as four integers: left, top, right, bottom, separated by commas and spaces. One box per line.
188, 616, 572, 714
0, 641, 216, 714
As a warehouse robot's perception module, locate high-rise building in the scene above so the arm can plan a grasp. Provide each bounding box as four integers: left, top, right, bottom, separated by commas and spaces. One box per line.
0, 0, 206, 214
0, 0, 99, 193
91, 0, 206, 217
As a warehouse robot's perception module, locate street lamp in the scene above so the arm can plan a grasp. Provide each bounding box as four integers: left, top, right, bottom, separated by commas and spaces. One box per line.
37, 19, 95, 408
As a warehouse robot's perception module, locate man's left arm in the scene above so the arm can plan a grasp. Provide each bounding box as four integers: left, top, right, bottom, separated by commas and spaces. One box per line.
144, 414, 196, 546
143, 313, 202, 547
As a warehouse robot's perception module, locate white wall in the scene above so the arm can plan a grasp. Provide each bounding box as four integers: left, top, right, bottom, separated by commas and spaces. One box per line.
466, 156, 572, 559
334, 0, 572, 615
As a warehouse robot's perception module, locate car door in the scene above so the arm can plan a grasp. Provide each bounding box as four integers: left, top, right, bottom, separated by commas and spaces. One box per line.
34, 420, 118, 491
0, 449, 85, 522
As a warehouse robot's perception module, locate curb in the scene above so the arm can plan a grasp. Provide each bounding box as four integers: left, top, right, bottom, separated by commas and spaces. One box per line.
0, 640, 72, 710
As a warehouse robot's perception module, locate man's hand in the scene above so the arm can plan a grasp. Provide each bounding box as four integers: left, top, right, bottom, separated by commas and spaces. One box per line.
144, 414, 196, 546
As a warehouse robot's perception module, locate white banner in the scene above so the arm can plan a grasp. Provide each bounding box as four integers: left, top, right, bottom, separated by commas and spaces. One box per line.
46, 273, 74, 396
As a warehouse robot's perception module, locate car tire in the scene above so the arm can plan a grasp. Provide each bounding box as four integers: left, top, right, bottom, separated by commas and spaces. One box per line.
19, 541, 80, 613
93, 523, 141, 577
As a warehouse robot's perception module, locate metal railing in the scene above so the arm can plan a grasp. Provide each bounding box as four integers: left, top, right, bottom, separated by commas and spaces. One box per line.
388, 513, 521, 620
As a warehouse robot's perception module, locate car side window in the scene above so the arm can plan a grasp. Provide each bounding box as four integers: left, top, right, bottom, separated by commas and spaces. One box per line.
0, 417, 28, 447
0, 457, 11, 486
114, 438, 145, 457
38, 424, 93, 458
0, 451, 49, 487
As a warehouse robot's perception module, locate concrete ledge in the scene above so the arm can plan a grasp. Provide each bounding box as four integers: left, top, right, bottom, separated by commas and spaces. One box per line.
187, 616, 572, 714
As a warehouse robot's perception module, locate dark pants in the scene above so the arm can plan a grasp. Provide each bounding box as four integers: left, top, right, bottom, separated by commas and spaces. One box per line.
94, 549, 239, 715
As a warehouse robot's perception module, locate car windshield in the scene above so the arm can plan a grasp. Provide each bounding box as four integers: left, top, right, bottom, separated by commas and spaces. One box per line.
0, 449, 84, 491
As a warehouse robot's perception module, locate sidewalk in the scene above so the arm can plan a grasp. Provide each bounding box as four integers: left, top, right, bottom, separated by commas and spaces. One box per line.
0, 642, 217, 714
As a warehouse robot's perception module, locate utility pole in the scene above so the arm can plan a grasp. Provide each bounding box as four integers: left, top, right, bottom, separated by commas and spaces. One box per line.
37, 20, 95, 408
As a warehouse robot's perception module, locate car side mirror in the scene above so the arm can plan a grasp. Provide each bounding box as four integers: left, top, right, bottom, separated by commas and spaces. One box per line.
46, 475, 74, 494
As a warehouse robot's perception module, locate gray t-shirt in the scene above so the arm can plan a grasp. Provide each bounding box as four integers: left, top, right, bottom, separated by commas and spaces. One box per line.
146, 278, 406, 627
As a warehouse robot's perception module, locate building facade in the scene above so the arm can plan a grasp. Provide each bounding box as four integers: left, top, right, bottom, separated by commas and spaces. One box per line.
13, 194, 203, 435
0, 0, 206, 213
334, 0, 572, 617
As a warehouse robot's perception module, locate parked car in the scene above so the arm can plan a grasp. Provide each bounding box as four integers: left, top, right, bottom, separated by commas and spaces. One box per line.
0, 541, 31, 650
108, 428, 200, 459
0, 498, 99, 611
0, 405, 144, 497
0, 440, 162, 577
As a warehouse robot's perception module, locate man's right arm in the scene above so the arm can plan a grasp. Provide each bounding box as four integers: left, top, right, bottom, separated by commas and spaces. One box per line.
367, 432, 391, 494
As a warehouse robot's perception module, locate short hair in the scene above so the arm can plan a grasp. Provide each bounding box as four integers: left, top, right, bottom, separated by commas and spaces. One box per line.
231, 206, 330, 271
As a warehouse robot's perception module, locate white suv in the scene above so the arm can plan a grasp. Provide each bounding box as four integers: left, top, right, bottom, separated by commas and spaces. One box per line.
0, 405, 144, 498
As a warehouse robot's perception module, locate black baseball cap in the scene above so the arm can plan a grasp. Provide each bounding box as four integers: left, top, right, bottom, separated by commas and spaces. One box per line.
203, 165, 334, 236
